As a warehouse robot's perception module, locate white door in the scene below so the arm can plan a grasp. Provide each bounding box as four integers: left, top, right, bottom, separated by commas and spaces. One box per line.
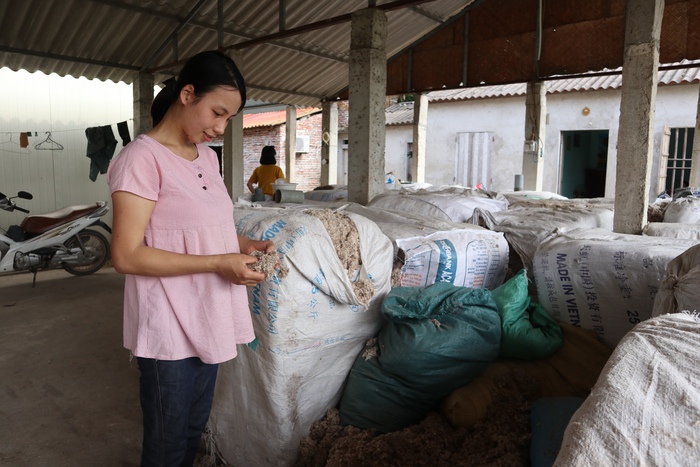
455, 132, 492, 188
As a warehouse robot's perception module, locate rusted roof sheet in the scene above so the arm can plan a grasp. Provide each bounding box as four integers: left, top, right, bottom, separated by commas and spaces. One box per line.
244, 107, 319, 128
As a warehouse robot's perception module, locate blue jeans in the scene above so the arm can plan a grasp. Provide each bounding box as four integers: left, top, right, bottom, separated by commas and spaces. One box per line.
137, 357, 219, 467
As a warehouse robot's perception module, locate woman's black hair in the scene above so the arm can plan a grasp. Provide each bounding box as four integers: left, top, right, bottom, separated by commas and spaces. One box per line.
260, 145, 277, 165
150, 50, 247, 126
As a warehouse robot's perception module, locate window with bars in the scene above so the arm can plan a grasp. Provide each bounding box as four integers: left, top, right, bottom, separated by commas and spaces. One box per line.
658, 127, 695, 197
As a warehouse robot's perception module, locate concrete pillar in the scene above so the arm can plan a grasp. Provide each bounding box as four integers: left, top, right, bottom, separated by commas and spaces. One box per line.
613, 0, 664, 234
133, 72, 154, 136
285, 106, 297, 183
321, 101, 339, 186
411, 93, 428, 183
522, 81, 546, 191
348, 8, 388, 205
687, 84, 700, 187
223, 113, 244, 199
223, 51, 246, 199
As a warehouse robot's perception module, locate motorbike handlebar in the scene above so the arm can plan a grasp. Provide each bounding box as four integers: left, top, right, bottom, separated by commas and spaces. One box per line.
14, 207, 30, 214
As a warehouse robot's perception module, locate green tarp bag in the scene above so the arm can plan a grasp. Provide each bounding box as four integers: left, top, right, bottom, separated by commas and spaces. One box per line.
339, 282, 501, 433
491, 269, 563, 360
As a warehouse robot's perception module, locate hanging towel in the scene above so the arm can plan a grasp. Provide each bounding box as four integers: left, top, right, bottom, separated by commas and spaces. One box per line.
19, 132, 29, 148
85, 125, 118, 182
117, 121, 131, 146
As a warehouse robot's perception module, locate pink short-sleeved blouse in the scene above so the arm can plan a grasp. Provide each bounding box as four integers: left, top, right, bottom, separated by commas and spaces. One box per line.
107, 134, 254, 364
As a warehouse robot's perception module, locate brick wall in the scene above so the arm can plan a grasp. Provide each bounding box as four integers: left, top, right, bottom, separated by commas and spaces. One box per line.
241, 106, 349, 193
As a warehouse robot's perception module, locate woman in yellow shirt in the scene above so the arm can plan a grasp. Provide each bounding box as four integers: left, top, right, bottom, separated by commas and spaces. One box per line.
247, 145, 285, 196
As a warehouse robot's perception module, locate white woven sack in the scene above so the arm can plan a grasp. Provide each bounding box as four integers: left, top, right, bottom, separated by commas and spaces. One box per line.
652, 243, 700, 317
643, 222, 700, 240
534, 228, 697, 347
395, 229, 508, 289
663, 196, 700, 223
209, 207, 393, 466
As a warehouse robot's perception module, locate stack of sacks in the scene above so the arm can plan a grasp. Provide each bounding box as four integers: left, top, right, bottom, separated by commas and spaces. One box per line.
534, 227, 698, 347
338, 283, 502, 433
653, 243, 700, 317
208, 207, 393, 466
472, 200, 614, 277
368, 186, 508, 223
643, 196, 700, 239
341, 203, 509, 290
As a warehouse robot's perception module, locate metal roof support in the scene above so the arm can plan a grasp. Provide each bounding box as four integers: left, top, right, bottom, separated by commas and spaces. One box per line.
140, 0, 209, 71
613, 0, 664, 234
218, 0, 224, 48
226, 0, 440, 51
279, 0, 286, 32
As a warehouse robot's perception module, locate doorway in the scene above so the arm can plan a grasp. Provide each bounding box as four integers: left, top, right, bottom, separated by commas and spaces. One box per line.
559, 130, 608, 198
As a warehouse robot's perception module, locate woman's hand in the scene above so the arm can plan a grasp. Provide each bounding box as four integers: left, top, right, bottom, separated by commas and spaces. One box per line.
216, 253, 267, 286
238, 236, 276, 255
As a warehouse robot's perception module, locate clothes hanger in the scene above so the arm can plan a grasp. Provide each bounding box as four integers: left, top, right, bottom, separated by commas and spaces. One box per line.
0, 133, 31, 154
34, 131, 64, 150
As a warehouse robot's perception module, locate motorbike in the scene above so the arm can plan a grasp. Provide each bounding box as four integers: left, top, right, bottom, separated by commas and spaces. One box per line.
0, 190, 112, 285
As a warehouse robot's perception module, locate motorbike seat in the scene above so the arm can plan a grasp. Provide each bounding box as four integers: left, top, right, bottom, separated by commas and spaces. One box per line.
20, 202, 103, 235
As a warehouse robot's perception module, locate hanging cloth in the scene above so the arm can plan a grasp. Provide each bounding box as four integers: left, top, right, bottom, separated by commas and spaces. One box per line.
19, 132, 29, 148
117, 121, 131, 146
85, 125, 118, 182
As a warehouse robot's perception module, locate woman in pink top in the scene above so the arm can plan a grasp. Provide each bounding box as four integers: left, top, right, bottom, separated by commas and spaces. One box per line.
107, 50, 273, 467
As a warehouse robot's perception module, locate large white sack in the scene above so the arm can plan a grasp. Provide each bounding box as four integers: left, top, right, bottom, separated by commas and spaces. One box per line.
534, 228, 697, 347
663, 196, 700, 223
643, 222, 700, 240
653, 243, 700, 317
339, 204, 509, 289
473, 202, 614, 276
209, 207, 394, 467
394, 230, 508, 289
368, 189, 508, 223
340, 202, 486, 247
555, 313, 700, 467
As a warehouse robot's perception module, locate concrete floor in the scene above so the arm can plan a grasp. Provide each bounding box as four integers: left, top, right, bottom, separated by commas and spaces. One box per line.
0, 267, 142, 466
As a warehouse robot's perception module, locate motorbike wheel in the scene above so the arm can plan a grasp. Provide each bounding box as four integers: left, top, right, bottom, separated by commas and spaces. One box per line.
62, 228, 111, 276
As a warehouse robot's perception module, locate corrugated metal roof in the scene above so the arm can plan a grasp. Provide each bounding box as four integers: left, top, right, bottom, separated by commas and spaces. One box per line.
244, 107, 319, 128
385, 102, 415, 125
0, 0, 476, 108
428, 61, 700, 103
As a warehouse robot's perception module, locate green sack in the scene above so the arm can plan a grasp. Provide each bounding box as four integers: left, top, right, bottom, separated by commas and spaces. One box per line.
491, 269, 563, 360
339, 282, 501, 433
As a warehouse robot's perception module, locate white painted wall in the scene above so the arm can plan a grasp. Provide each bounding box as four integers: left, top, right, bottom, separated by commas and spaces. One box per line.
385, 126, 412, 180
383, 83, 700, 201
0, 68, 136, 233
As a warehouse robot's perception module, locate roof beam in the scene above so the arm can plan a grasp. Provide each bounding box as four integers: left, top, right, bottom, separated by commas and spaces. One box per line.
224, 0, 440, 52
140, 0, 208, 71
89, 0, 347, 66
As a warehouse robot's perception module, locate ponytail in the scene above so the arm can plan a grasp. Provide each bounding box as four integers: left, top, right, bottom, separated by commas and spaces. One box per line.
150, 77, 178, 126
